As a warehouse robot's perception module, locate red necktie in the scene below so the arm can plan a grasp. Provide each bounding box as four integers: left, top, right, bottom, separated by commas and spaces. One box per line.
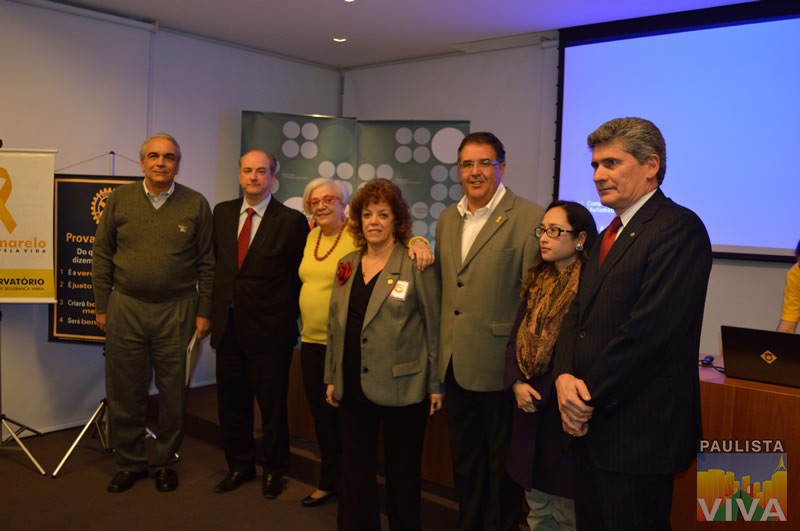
598, 216, 622, 267
237, 208, 255, 269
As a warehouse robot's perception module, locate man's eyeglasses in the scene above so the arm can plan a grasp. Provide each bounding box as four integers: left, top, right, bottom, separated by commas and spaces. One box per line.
307, 195, 340, 209
535, 227, 576, 239
458, 159, 502, 170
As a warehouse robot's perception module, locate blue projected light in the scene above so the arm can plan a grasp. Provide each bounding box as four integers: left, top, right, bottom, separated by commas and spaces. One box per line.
558, 15, 800, 258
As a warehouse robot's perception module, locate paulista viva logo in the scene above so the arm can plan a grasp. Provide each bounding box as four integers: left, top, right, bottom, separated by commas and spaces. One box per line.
697, 439, 787, 522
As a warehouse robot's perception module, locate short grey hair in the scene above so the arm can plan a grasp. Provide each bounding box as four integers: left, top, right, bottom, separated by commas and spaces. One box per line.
302, 178, 350, 216
139, 133, 181, 162
587, 117, 667, 184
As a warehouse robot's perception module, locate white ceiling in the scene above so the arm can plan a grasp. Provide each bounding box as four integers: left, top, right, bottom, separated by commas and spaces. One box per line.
45, 0, 752, 69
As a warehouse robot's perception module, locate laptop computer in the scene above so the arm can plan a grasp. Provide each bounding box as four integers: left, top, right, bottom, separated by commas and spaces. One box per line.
720, 325, 800, 388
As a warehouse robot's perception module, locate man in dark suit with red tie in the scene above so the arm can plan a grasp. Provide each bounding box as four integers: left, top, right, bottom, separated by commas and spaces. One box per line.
554, 118, 712, 530
210, 149, 308, 498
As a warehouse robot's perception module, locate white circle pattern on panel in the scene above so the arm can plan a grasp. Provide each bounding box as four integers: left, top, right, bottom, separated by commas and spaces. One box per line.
395, 127, 413, 144
302, 123, 320, 140
431, 127, 465, 164
413, 146, 431, 164
337, 162, 354, 179
376, 164, 393, 179
283, 121, 301, 139
395, 146, 413, 163
431, 184, 447, 201
413, 128, 431, 144
318, 161, 336, 179
358, 163, 376, 181
301, 141, 319, 159
282, 140, 300, 158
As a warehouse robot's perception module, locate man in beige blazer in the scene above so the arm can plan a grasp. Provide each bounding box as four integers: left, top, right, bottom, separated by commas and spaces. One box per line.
436, 132, 544, 530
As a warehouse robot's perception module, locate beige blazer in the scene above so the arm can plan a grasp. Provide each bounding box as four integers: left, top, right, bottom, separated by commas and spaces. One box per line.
324, 243, 442, 406
436, 188, 544, 392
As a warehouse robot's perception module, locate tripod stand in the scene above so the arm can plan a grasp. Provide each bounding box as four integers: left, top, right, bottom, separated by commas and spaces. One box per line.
51, 398, 111, 477
0, 309, 47, 475
1, 415, 47, 475
52, 345, 180, 478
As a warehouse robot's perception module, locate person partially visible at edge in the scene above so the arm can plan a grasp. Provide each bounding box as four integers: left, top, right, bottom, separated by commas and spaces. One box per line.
324, 178, 443, 531
554, 117, 713, 531
92, 133, 214, 494
297, 177, 434, 508
505, 200, 597, 530
435, 131, 545, 530
776, 239, 800, 334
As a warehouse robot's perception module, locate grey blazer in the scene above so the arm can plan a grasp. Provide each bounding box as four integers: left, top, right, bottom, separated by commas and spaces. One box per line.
436, 188, 544, 392
324, 243, 443, 406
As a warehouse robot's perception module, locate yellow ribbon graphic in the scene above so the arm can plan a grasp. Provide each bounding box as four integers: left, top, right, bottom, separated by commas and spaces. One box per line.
0, 167, 17, 233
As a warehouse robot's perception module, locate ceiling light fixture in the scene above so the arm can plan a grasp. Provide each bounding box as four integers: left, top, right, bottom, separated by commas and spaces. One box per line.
333, 37, 347, 43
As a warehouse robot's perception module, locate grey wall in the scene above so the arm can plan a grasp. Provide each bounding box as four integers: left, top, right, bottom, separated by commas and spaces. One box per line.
343, 44, 560, 208
0, 0, 340, 432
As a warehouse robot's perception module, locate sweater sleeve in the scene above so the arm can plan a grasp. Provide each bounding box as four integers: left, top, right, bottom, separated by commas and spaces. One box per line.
194, 196, 215, 318
91, 189, 118, 313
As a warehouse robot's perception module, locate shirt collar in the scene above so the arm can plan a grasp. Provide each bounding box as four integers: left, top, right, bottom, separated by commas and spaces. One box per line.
143, 180, 175, 198
242, 194, 271, 217
618, 188, 658, 227
457, 182, 507, 218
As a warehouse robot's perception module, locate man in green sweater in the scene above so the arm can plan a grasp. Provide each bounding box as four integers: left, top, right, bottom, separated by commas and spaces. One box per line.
92, 133, 214, 494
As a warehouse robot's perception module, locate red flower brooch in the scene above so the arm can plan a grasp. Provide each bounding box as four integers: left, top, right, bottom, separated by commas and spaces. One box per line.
336, 261, 354, 285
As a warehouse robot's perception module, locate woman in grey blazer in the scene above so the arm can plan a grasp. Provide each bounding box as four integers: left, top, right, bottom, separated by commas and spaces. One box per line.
324, 178, 443, 531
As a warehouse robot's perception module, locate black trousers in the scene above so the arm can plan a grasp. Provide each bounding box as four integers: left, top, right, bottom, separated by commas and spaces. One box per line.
300, 341, 341, 492
216, 311, 293, 474
445, 365, 522, 531
573, 438, 674, 531
338, 396, 428, 531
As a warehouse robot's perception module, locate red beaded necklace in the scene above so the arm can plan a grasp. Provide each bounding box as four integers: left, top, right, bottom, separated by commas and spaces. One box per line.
314, 224, 345, 261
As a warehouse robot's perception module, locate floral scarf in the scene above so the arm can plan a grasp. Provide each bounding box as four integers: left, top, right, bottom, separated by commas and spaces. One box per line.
515, 260, 582, 379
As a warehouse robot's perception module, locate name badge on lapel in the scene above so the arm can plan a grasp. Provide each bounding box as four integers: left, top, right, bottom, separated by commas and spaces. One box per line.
388, 280, 409, 301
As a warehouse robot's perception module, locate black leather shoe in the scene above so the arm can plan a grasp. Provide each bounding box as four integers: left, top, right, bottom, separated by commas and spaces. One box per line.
155, 469, 179, 492
301, 490, 336, 507
215, 469, 256, 493
262, 472, 284, 499
107, 469, 148, 493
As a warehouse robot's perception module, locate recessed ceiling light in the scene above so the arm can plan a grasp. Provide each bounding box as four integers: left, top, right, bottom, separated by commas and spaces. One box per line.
333, 37, 347, 43
344, 0, 355, 3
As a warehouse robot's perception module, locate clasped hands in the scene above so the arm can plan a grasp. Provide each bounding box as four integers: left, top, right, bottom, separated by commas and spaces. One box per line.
555, 373, 593, 437
512, 381, 541, 414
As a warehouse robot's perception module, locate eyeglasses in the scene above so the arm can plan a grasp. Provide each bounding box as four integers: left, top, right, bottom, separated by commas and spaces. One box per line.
535, 227, 576, 239
457, 159, 502, 170
307, 195, 340, 209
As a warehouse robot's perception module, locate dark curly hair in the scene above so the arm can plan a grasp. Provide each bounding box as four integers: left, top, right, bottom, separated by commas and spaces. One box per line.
348, 178, 412, 249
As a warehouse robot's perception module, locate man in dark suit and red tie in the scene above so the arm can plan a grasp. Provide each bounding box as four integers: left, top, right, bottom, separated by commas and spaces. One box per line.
210, 149, 308, 498
554, 118, 712, 531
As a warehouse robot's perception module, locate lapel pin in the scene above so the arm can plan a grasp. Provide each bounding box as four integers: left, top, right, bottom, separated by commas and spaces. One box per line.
629, 232, 636, 237
387, 278, 394, 285
495, 216, 503, 223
